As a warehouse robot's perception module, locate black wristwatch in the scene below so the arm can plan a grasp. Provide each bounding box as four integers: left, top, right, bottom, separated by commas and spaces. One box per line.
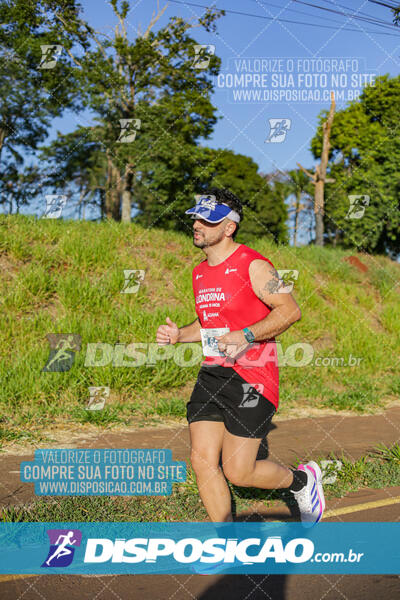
243, 327, 255, 344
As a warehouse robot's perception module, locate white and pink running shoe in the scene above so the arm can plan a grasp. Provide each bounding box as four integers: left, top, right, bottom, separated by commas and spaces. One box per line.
291, 461, 325, 527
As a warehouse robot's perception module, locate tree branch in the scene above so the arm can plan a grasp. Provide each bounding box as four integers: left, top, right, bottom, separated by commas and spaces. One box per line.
143, 1, 169, 39
297, 162, 316, 182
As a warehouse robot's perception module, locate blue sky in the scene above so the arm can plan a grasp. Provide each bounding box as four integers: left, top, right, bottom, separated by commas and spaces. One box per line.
50, 0, 400, 175
15, 0, 400, 238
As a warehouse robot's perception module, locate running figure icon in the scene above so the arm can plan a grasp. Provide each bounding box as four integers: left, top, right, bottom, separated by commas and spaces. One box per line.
45, 335, 75, 371
45, 531, 77, 566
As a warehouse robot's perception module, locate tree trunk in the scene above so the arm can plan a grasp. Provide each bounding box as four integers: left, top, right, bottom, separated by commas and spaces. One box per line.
105, 153, 121, 220
0, 127, 6, 164
297, 92, 336, 248
293, 191, 301, 247
78, 188, 84, 220
111, 163, 121, 220
121, 164, 134, 222
333, 229, 339, 247
314, 179, 324, 246
314, 94, 335, 246
100, 189, 105, 220
105, 153, 113, 219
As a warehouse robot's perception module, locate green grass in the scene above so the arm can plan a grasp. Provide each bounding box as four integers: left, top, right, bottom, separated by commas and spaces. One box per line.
322, 449, 400, 498
2, 444, 399, 522
0, 427, 40, 444
70, 407, 130, 426
155, 397, 187, 417
369, 442, 400, 463
0, 214, 399, 443
0, 493, 207, 523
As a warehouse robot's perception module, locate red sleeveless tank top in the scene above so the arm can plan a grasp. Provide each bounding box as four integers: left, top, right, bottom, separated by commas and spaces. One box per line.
192, 243, 279, 409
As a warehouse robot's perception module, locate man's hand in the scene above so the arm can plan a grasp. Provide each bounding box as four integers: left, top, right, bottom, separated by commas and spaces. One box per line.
214, 330, 250, 359
156, 317, 179, 346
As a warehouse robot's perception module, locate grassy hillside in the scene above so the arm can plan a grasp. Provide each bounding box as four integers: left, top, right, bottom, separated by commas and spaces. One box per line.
1, 214, 399, 446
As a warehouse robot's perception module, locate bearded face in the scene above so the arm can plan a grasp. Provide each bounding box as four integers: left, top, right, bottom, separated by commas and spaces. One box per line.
192, 218, 236, 248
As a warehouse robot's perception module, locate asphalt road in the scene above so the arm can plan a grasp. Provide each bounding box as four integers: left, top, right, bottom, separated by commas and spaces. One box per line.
1, 498, 399, 600
1, 407, 399, 598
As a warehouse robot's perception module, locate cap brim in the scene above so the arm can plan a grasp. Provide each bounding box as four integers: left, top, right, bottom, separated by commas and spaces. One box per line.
185, 211, 226, 223
185, 204, 231, 223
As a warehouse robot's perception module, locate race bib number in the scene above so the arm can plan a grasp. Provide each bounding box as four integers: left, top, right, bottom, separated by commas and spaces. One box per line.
200, 327, 230, 357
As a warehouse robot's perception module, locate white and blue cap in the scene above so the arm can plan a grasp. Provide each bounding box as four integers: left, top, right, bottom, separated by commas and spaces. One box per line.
185, 194, 241, 224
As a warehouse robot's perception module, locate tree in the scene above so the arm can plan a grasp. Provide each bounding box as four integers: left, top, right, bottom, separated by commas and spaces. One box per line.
298, 92, 335, 246
120, 146, 287, 243
0, 0, 89, 185
192, 148, 289, 244
311, 75, 400, 256
285, 169, 313, 247
0, 163, 41, 214
392, 4, 400, 25
40, 0, 224, 222
38, 127, 107, 218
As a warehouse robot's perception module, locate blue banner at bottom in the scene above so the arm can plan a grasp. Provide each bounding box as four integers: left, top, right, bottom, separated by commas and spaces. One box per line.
0, 522, 398, 575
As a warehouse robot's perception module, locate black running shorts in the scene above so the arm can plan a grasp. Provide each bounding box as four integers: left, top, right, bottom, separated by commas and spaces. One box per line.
186, 365, 276, 438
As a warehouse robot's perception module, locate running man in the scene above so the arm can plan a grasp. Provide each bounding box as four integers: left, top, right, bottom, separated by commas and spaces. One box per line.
156, 188, 325, 526
45, 531, 77, 566
44, 335, 75, 371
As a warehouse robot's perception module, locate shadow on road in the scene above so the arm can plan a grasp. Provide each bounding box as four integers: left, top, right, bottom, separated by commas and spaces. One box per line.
196, 574, 287, 599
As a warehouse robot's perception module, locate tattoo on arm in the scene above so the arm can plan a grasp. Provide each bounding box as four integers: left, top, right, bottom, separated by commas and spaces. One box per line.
262, 270, 284, 294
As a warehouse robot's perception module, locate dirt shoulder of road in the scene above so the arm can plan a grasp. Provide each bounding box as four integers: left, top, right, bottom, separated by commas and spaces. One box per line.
2, 400, 400, 457
1, 406, 399, 510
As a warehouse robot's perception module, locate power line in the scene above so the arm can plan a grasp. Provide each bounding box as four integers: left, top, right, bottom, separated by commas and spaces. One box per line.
168, 0, 400, 35
321, 0, 383, 16
255, 0, 399, 36
293, 0, 400, 31
266, 0, 399, 31
367, 0, 399, 9
321, 0, 399, 24
247, 0, 350, 26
